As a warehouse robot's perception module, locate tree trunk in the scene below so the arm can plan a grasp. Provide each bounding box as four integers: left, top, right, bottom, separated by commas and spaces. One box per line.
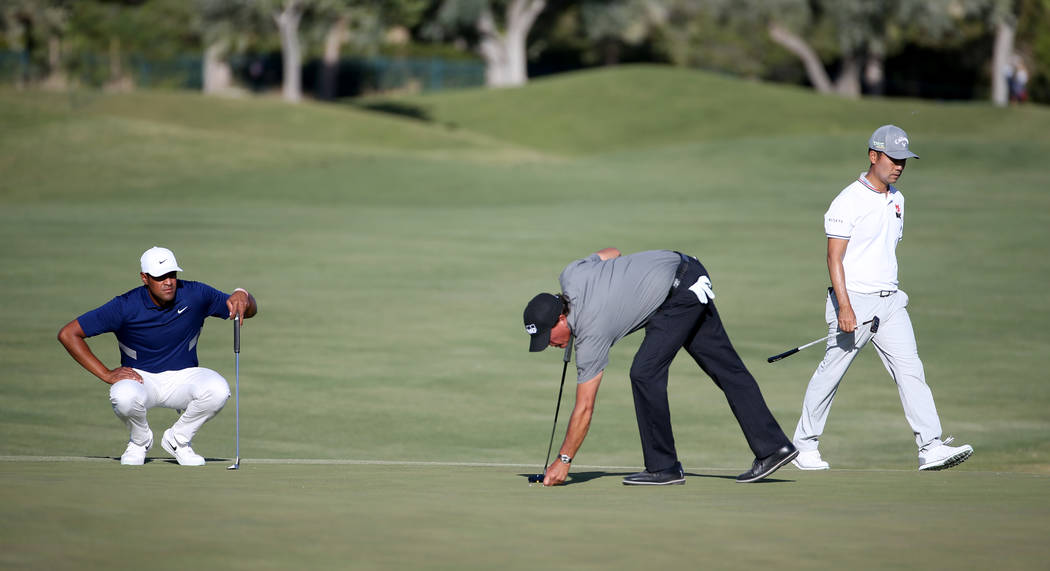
275, 0, 303, 103
108, 36, 121, 83
602, 40, 621, 66
321, 16, 349, 100
991, 16, 1015, 107
43, 35, 67, 89
768, 23, 833, 94
834, 53, 861, 98
477, 0, 545, 88
106, 36, 134, 91
477, 6, 506, 86
203, 38, 233, 94
864, 39, 885, 96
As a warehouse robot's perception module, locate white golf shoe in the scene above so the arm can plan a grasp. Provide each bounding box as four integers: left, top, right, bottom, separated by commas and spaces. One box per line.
918, 437, 973, 471
120, 431, 153, 466
792, 449, 830, 470
162, 428, 206, 466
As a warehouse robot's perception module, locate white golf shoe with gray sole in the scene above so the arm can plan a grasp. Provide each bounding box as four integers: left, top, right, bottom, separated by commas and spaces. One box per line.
162, 428, 206, 466
918, 437, 973, 471
120, 431, 153, 466
792, 449, 830, 470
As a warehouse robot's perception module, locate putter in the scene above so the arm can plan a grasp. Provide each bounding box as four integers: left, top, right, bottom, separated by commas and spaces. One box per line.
528, 335, 573, 484
227, 315, 241, 470
767, 316, 880, 363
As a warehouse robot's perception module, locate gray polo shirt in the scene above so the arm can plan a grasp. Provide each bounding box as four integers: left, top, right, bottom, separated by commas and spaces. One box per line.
559, 250, 680, 383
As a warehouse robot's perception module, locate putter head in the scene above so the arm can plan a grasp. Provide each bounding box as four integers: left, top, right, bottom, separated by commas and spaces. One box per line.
227, 457, 240, 470
527, 474, 543, 483
870, 316, 880, 333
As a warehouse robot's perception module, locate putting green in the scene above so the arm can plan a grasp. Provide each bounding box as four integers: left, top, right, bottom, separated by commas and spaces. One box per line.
1, 459, 1046, 570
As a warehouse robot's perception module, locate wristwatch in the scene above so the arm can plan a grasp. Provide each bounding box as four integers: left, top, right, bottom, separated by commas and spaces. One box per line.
558, 454, 573, 465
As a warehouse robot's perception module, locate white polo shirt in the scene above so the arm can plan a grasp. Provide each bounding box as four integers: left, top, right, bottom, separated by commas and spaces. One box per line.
823, 174, 905, 293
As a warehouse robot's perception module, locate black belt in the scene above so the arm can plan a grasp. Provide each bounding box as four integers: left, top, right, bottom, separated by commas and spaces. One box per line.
669, 252, 694, 296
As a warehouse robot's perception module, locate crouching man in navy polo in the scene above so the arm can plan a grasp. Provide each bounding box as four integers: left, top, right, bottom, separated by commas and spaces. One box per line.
58, 246, 258, 466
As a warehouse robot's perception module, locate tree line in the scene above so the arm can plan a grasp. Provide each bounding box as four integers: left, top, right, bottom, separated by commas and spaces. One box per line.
2, 0, 1046, 105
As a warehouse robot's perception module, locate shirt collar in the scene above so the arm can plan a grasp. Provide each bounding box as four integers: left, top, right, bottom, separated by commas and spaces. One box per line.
139, 283, 181, 311
857, 173, 897, 195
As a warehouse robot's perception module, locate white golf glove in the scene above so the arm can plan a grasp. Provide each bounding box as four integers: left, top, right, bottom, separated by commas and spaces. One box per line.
688, 276, 715, 304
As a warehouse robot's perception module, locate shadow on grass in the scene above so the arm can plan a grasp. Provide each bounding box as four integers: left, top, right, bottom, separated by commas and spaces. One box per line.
352, 101, 432, 122
88, 455, 229, 465
686, 472, 796, 484
518, 470, 795, 485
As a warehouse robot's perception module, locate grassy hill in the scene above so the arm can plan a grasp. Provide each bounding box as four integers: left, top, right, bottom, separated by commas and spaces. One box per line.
361, 64, 1050, 155
1, 65, 1048, 569
0, 87, 543, 203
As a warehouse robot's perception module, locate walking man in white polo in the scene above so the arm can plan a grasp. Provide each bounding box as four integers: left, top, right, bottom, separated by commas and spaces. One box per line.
792, 125, 973, 471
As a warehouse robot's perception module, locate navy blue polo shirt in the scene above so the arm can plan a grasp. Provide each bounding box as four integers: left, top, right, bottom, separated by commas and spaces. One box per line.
77, 280, 231, 373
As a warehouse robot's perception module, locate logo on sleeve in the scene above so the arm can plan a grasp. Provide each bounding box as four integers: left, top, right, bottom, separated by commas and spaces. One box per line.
895, 204, 902, 219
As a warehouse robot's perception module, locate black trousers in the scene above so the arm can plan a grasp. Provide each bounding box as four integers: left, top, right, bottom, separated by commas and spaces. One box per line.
629, 258, 790, 472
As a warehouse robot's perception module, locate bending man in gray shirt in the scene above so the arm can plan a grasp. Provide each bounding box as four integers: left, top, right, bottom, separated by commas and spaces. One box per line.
523, 248, 797, 485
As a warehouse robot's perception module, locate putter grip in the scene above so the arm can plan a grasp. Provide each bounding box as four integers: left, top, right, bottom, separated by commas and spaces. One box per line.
233, 316, 241, 354
767, 347, 799, 363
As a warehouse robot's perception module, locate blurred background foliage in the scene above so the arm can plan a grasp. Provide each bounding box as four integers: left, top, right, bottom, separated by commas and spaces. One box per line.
0, 0, 1046, 103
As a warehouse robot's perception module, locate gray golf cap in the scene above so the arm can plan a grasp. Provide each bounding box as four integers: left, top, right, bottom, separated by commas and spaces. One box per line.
868, 124, 919, 160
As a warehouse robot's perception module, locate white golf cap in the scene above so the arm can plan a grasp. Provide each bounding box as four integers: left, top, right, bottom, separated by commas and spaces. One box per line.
140, 246, 183, 277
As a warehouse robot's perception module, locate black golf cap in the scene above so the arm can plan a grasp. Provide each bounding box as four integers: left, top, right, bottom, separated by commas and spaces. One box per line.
524, 293, 563, 352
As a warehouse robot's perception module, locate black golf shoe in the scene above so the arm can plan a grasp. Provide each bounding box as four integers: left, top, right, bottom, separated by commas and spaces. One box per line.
622, 462, 685, 485
736, 445, 798, 483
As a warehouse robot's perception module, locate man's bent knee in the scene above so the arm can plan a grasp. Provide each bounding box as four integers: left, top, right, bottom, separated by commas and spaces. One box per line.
109, 379, 147, 417
192, 374, 230, 411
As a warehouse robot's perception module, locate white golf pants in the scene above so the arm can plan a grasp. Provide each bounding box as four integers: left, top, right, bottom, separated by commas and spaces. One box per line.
109, 367, 230, 447
793, 289, 943, 452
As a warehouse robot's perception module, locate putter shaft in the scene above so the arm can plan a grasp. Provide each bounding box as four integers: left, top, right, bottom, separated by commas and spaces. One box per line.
768, 317, 879, 363
230, 316, 241, 470
534, 336, 573, 484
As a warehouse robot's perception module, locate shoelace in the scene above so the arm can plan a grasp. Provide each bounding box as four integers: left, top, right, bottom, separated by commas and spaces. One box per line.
921, 436, 954, 453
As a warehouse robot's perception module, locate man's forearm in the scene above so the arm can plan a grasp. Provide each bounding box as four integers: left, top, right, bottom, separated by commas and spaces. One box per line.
60, 337, 109, 381
826, 244, 857, 331
558, 404, 594, 459
829, 262, 851, 310
559, 372, 603, 459
826, 239, 852, 311
58, 321, 111, 383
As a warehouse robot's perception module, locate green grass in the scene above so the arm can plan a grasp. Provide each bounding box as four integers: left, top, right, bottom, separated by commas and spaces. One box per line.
2, 461, 1046, 571
1, 65, 1048, 569
361, 65, 1050, 155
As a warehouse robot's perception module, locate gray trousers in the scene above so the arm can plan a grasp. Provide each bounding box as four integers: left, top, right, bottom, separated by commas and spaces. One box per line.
793, 289, 943, 452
